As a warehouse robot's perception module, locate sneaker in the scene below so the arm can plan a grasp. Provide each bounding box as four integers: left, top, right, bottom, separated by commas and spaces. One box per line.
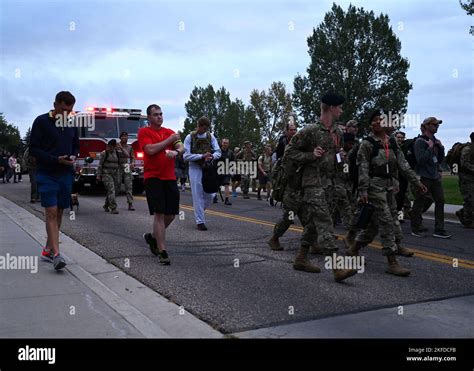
411, 231, 426, 238
128, 204, 135, 211
158, 250, 171, 265
433, 230, 452, 239
103, 205, 109, 212
197, 223, 208, 231
53, 254, 67, 270
143, 233, 159, 256
110, 209, 119, 214
268, 197, 274, 207
224, 198, 232, 205
41, 247, 53, 262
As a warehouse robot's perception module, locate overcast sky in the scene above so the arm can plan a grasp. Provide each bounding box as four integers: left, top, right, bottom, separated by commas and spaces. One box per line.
1, 0, 472, 148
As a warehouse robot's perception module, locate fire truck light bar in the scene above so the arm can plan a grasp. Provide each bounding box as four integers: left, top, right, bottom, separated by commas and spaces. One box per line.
85, 107, 142, 114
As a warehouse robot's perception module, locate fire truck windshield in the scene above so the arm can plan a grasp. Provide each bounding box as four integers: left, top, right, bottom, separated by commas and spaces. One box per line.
118, 117, 148, 138
81, 116, 148, 139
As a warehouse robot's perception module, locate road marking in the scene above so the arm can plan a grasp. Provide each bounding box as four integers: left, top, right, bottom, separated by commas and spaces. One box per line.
135, 196, 474, 269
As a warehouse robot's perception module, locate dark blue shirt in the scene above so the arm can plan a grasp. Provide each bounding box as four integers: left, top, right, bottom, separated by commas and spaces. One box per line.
414, 134, 445, 180
29, 112, 80, 174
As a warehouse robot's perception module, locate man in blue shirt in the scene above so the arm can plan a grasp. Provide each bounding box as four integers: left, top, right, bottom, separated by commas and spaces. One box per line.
29, 91, 79, 270
411, 117, 452, 239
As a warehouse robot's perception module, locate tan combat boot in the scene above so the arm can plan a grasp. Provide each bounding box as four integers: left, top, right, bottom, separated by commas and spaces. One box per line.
293, 246, 321, 273
344, 230, 357, 248
386, 255, 410, 276
333, 267, 358, 282
309, 244, 323, 255
346, 241, 364, 257
267, 235, 283, 251
396, 243, 414, 257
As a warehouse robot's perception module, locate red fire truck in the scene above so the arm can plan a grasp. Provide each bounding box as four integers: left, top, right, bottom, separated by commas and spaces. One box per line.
73, 107, 147, 194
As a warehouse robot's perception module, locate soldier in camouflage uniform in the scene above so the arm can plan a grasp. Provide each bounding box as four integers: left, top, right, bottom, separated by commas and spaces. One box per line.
235, 141, 257, 199
285, 93, 357, 282
269, 154, 320, 272
97, 139, 122, 214
458, 132, 474, 228
117, 132, 135, 210
332, 132, 357, 229
346, 110, 427, 276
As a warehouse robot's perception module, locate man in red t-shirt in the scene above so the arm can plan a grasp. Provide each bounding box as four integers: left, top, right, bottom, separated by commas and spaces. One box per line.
138, 104, 183, 265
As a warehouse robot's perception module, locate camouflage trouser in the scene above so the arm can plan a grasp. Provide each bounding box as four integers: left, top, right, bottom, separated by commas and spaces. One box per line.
333, 182, 355, 228
120, 168, 134, 204
273, 188, 317, 247
302, 186, 337, 255
459, 174, 474, 224
103, 172, 120, 211
356, 187, 398, 256
241, 175, 251, 194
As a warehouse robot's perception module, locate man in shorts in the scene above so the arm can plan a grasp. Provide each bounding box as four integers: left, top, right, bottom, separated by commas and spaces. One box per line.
257, 143, 274, 201
29, 91, 79, 270
138, 104, 183, 265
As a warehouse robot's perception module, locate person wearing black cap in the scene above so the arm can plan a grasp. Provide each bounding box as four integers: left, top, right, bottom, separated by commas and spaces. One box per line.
347, 109, 427, 276
97, 139, 121, 214
284, 92, 357, 282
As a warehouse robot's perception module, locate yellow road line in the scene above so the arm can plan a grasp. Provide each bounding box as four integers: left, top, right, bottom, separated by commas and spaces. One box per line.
135, 196, 474, 269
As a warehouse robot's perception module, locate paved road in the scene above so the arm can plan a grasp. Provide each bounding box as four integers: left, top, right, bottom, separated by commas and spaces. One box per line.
1, 182, 473, 334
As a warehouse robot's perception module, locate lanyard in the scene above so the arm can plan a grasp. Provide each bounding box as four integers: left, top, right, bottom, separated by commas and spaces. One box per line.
383, 136, 390, 160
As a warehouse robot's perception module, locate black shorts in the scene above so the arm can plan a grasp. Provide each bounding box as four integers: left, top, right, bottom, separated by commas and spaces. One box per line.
258, 174, 270, 185
218, 174, 231, 186
145, 178, 180, 215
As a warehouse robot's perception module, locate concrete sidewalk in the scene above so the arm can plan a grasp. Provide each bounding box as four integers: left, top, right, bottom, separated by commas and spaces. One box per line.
233, 295, 474, 338
0, 196, 222, 338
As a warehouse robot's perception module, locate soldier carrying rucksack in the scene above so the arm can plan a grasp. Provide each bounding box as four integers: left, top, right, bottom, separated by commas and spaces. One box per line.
450, 133, 474, 228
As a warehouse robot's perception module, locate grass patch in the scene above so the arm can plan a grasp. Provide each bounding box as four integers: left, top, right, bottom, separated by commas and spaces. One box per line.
442, 175, 463, 205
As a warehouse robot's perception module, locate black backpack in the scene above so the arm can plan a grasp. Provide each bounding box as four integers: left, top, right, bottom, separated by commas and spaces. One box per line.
201, 161, 219, 194
403, 136, 421, 169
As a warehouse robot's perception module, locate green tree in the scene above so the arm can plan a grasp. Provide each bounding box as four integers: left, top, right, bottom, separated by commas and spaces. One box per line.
460, 0, 474, 35
221, 99, 261, 149
213, 87, 232, 141
293, 3, 412, 129
182, 84, 219, 138
0, 113, 21, 153
249, 81, 293, 146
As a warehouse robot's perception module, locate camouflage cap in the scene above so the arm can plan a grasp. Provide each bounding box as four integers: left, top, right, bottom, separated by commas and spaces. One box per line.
243, 140, 252, 145
422, 117, 443, 126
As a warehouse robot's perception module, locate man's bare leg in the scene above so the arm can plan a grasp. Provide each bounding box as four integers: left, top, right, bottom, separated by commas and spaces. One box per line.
45, 206, 60, 256
153, 213, 175, 251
